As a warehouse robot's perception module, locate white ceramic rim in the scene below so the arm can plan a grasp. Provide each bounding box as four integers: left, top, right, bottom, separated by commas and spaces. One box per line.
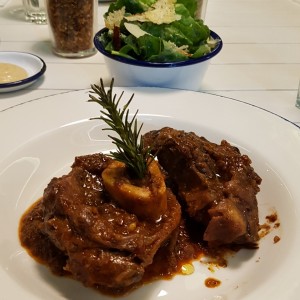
0, 87, 299, 300
0, 51, 46, 92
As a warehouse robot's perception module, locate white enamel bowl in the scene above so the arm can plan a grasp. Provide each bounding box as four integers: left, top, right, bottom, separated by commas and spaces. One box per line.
0, 51, 46, 93
94, 28, 222, 91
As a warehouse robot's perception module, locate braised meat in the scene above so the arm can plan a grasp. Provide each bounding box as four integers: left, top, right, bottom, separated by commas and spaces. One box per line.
19, 127, 263, 295
143, 127, 262, 246
20, 153, 181, 292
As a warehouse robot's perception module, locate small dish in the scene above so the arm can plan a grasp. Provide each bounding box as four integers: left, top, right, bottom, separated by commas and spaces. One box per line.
0, 51, 46, 93
94, 29, 222, 90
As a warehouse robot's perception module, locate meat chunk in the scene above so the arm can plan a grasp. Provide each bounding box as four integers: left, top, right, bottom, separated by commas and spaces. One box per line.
21, 153, 181, 292
143, 127, 261, 246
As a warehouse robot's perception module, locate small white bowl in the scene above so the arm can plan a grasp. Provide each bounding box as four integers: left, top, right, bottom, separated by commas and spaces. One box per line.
0, 51, 46, 93
94, 28, 222, 91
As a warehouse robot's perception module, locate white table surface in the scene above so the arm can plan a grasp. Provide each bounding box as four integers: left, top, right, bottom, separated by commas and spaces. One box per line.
0, 0, 300, 126
1, 2, 300, 299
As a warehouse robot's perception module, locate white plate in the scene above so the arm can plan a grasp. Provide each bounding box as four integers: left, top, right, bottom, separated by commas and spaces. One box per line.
0, 88, 300, 300
0, 51, 46, 93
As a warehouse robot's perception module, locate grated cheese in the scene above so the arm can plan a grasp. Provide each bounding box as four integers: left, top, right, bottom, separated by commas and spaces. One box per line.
125, 0, 181, 25
124, 22, 148, 38
105, 7, 126, 30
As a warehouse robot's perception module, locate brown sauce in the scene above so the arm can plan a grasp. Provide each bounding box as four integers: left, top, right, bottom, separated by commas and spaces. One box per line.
273, 235, 280, 244
266, 212, 278, 223
19, 199, 232, 296
258, 210, 280, 242
205, 277, 221, 288
18, 148, 266, 297
20, 193, 281, 296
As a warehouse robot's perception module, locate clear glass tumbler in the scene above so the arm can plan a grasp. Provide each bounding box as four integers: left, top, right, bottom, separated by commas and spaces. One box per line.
196, 0, 208, 20
46, 0, 98, 58
23, 0, 47, 24
296, 80, 300, 109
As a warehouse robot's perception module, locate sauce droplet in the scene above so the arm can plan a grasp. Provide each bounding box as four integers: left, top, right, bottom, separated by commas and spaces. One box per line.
205, 277, 221, 288
181, 263, 194, 275
273, 235, 280, 243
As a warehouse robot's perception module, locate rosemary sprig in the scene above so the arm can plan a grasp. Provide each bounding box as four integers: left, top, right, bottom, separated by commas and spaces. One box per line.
88, 79, 153, 179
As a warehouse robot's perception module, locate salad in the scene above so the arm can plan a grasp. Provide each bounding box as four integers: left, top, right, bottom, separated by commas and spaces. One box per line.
98, 0, 219, 62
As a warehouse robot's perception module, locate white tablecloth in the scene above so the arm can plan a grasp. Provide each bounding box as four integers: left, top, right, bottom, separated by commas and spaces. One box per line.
0, 0, 300, 126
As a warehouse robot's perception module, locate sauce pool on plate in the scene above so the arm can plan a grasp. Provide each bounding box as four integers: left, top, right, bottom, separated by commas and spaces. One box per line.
0, 63, 28, 83
205, 277, 221, 288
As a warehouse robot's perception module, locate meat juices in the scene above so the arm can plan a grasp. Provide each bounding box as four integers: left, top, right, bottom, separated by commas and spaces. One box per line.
143, 127, 261, 247
20, 153, 181, 293
19, 127, 262, 294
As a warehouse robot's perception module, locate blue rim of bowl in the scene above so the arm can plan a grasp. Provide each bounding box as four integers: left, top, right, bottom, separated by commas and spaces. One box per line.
94, 28, 223, 68
0, 52, 47, 89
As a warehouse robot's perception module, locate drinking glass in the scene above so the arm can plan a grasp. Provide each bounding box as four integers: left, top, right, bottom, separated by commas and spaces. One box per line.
196, 0, 208, 20
23, 0, 47, 24
296, 80, 300, 109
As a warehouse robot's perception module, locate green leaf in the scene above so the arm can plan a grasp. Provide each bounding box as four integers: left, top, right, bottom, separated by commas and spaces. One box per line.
176, 0, 198, 17
102, 0, 218, 62
172, 16, 210, 45
136, 34, 163, 59
140, 22, 193, 47
107, 0, 156, 15
147, 40, 189, 62
88, 79, 154, 179
191, 44, 211, 58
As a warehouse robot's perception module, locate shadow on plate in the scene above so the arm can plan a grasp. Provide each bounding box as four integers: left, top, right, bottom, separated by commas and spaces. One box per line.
35, 263, 157, 300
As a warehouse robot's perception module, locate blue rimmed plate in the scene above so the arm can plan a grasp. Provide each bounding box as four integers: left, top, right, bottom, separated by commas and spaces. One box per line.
0, 88, 300, 300
0, 51, 46, 93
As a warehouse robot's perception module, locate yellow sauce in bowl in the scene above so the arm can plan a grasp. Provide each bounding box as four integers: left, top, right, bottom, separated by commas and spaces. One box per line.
0, 63, 28, 83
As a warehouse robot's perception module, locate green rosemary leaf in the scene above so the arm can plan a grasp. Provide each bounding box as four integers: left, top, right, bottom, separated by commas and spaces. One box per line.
88, 78, 153, 178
